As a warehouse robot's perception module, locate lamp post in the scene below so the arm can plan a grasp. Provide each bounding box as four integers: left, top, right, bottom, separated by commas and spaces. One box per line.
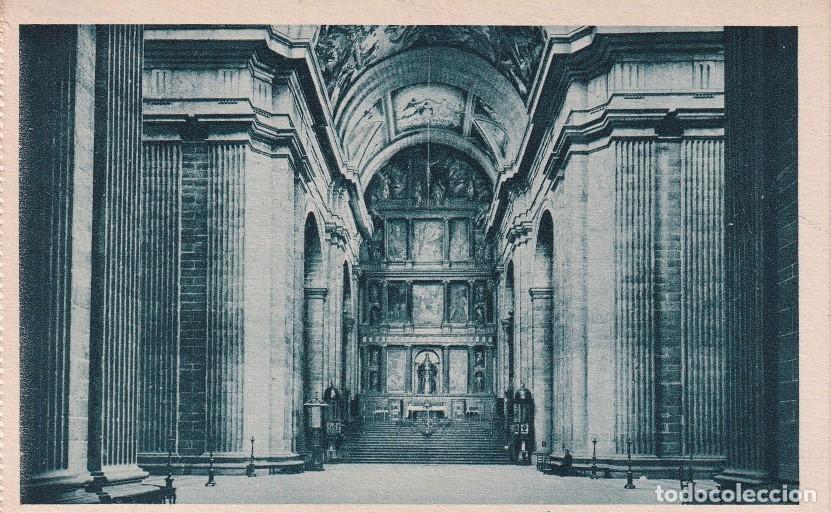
163, 435, 176, 504
590, 437, 598, 479
246, 436, 256, 477
205, 442, 216, 487
624, 437, 635, 489
305, 393, 328, 471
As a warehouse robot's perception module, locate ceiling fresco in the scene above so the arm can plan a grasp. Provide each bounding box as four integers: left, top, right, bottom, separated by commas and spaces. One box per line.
315, 25, 546, 106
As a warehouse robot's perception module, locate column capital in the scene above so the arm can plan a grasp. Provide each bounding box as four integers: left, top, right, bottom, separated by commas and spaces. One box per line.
304, 287, 329, 299
528, 287, 553, 299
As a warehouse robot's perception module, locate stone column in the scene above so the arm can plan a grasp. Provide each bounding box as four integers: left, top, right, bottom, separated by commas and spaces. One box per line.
501, 315, 515, 390
529, 288, 553, 453
304, 287, 329, 400
442, 346, 451, 393
19, 25, 97, 502
87, 24, 146, 490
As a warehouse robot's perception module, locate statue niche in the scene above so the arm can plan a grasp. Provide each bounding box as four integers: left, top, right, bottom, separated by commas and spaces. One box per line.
414, 350, 441, 394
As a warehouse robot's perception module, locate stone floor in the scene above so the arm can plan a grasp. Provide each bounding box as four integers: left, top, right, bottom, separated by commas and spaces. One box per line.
161, 464, 716, 504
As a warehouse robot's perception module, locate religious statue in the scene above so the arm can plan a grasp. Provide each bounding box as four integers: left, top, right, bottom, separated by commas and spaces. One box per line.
473, 283, 489, 323
389, 282, 408, 322
367, 282, 382, 325
377, 172, 390, 200
475, 348, 485, 368
417, 361, 426, 394
474, 303, 487, 324
411, 180, 423, 206
474, 371, 486, 393
388, 165, 408, 199
428, 361, 438, 394
447, 161, 469, 198
431, 179, 445, 206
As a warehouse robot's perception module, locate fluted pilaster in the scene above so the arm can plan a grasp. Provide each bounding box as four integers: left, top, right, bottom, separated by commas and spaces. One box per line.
139, 142, 181, 454
206, 143, 246, 453
88, 25, 145, 480
613, 139, 656, 456
681, 139, 725, 457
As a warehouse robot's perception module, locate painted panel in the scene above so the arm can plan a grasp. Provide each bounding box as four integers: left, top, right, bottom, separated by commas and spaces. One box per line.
412, 219, 444, 261
386, 218, 408, 261
393, 83, 465, 133
387, 281, 409, 323
449, 218, 470, 261
412, 283, 444, 325
386, 347, 407, 392
449, 348, 469, 393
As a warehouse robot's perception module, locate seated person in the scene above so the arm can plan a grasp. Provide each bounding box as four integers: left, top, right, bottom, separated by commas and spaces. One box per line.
555, 449, 574, 476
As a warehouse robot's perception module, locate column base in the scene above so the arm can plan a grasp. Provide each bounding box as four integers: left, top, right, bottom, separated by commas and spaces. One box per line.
21, 468, 94, 504
713, 467, 771, 488
86, 465, 163, 504
138, 451, 306, 476
547, 453, 726, 480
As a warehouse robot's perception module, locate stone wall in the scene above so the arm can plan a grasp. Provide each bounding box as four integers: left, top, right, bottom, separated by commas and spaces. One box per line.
493, 28, 728, 473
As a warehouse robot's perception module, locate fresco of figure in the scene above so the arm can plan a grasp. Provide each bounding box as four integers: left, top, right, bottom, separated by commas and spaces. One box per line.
386, 220, 407, 261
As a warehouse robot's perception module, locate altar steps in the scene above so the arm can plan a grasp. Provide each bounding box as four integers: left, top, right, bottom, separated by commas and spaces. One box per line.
339, 420, 509, 464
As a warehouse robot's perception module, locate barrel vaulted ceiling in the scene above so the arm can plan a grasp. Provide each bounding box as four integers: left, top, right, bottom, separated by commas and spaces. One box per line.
314, 26, 547, 190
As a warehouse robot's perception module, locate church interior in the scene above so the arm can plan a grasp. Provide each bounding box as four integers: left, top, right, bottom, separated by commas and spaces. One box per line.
18, 25, 798, 503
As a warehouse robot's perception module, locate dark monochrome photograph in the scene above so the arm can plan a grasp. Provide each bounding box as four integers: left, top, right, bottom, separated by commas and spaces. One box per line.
16, 22, 806, 506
